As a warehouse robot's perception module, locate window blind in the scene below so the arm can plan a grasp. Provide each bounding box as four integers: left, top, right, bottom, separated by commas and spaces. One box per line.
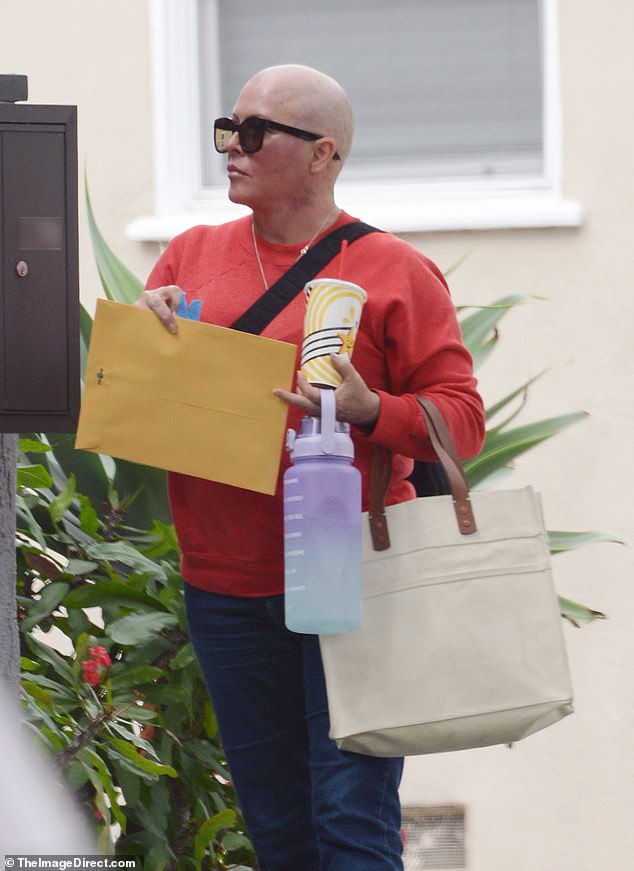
199, 0, 543, 184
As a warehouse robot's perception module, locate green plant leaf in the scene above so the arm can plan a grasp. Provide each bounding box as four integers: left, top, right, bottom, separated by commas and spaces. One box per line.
222, 831, 254, 852
22, 679, 54, 710
107, 719, 157, 757
111, 458, 171, 527
80, 303, 93, 377
84, 748, 128, 831
464, 411, 588, 488
85, 180, 143, 304
110, 665, 165, 691
459, 295, 533, 369
43, 427, 170, 534
106, 612, 178, 645
77, 494, 101, 538
17, 463, 53, 490
559, 596, 607, 626
549, 530, 624, 553
15, 498, 47, 548
21, 581, 70, 633
18, 437, 51, 454
24, 633, 74, 682
443, 247, 474, 278
114, 704, 157, 724
85, 541, 168, 580
64, 579, 163, 611
49, 474, 77, 525
65, 558, 100, 576
484, 371, 547, 425
203, 700, 219, 741
144, 843, 173, 871
106, 736, 178, 778
194, 810, 237, 865
40, 433, 112, 520
110, 758, 141, 808
20, 657, 40, 672
67, 759, 91, 791
170, 642, 196, 670
141, 684, 192, 705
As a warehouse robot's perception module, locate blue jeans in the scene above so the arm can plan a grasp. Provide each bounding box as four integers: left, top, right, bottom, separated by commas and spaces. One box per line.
184, 585, 404, 871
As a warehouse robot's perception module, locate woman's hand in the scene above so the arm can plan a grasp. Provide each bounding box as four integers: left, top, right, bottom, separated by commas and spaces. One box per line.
274, 354, 380, 428
135, 285, 183, 334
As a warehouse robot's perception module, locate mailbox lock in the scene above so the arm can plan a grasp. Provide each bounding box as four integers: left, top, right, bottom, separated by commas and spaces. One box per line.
16, 260, 29, 277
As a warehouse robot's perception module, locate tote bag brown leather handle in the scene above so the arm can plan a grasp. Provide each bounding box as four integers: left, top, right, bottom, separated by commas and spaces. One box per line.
369, 396, 477, 551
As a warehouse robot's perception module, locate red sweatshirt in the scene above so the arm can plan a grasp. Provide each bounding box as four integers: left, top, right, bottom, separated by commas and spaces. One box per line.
145, 212, 485, 596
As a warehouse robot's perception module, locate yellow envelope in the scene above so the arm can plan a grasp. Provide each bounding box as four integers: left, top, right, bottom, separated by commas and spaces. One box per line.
76, 300, 297, 495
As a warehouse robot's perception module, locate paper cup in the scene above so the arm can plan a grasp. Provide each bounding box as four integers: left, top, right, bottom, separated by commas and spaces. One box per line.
301, 278, 367, 387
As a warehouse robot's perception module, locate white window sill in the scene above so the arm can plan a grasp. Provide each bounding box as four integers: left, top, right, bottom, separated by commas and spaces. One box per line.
126, 184, 584, 243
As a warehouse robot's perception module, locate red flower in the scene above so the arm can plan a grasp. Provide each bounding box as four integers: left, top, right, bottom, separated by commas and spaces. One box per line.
89, 646, 112, 668
81, 659, 101, 686
81, 648, 111, 687
82, 659, 99, 673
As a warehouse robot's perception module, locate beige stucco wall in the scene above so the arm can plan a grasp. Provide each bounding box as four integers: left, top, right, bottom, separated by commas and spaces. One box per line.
1, 0, 158, 310
399, 3, 634, 866
2, 1, 632, 868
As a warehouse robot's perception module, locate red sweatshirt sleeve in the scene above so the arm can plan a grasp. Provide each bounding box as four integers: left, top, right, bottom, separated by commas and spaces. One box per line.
350, 236, 485, 462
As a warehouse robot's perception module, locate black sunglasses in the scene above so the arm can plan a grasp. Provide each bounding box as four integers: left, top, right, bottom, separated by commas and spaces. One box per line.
214, 115, 341, 160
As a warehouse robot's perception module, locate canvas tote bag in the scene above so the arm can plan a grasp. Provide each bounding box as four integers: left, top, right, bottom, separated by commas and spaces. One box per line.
319, 396, 573, 756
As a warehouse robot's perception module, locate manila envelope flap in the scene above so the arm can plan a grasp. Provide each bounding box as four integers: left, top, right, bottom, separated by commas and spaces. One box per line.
75, 299, 297, 495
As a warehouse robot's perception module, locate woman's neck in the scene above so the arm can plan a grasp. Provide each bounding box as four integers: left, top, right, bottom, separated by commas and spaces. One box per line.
252, 200, 340, 246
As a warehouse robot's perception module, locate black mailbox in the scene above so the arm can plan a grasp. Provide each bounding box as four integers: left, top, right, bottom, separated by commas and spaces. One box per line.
0, 75, 79, 432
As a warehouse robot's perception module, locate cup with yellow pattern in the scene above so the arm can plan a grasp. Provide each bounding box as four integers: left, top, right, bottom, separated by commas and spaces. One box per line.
300, 278, 367, 387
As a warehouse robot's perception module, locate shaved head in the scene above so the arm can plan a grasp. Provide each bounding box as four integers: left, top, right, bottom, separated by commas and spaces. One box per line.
237, 65, 355, 164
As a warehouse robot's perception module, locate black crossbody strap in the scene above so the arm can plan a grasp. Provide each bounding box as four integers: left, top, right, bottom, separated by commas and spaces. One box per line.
230, 220, 381, 335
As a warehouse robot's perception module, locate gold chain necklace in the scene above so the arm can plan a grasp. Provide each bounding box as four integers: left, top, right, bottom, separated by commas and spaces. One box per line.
251, 208, 340, 290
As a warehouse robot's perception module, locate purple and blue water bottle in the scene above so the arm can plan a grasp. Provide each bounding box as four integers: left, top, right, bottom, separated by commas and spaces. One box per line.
283, 388, 362, 634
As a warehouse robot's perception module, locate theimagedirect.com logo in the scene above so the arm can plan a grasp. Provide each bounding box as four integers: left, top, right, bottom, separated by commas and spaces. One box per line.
4, 858, 140, 870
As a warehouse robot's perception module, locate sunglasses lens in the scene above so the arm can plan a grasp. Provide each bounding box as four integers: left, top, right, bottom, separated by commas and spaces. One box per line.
213, 117, 267, 154
214, 118, 234, 153
239, 118, 266, 153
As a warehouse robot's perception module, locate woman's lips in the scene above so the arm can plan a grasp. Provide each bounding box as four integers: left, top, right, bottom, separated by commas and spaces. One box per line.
227, 163, 247, 178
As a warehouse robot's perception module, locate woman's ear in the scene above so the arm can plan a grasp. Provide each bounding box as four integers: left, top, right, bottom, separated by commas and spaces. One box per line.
309, 137, 339, 173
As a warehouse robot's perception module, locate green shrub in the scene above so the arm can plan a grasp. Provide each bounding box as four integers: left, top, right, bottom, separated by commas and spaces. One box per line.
16, 442, 255, 869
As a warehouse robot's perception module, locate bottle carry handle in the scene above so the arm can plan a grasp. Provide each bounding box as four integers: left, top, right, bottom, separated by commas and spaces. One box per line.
320, 388, 336, 454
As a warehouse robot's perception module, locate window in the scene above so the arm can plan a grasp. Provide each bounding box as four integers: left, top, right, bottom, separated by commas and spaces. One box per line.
203, 0, 543, 186
128, 0, 582, 241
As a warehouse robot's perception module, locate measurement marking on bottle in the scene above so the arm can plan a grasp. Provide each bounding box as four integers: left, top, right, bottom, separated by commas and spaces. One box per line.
284, 494, 304, 503
284, 531, 302, 539
284, 513, 304, 521
285, 549, 305, 557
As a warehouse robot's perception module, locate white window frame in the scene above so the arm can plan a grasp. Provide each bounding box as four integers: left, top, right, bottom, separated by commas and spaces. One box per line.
127, 0, 583, 242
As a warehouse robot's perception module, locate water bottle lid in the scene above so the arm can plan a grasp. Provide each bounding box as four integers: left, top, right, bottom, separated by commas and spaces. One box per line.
288, 415, 355, 460
287, 388, 354, 460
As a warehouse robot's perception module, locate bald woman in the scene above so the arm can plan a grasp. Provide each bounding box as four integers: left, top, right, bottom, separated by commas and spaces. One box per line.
138, 65, 484, 870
